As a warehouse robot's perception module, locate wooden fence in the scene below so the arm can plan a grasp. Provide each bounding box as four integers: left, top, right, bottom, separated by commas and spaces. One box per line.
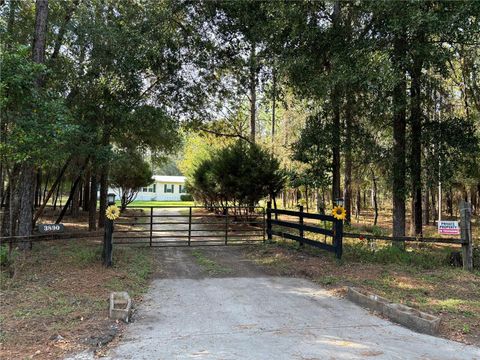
266, 202, 343, 259
266, 200, 474, 271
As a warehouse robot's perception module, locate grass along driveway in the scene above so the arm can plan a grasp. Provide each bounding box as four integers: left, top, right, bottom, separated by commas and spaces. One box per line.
0, 239, 154, 359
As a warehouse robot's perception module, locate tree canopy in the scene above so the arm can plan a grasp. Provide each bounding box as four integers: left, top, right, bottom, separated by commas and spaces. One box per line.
1, 0, 479, 240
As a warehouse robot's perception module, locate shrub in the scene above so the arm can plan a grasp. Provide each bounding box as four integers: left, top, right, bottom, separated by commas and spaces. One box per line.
0, 245, 16, 269
180, 194, 194, 201
110, 149, 153, 210
473, 246, 480, 270
0, 245, 9, 267
188, 140, 286, 208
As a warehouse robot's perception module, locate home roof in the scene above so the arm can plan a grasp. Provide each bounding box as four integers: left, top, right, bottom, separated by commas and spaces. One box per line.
152, 175, 186, 183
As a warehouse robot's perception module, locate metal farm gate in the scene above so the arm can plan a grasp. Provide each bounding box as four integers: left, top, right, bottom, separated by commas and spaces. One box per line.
113, 206, 265, 247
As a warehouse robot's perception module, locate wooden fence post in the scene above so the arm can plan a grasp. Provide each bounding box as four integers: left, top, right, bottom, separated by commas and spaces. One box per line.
103, 218, 113, 267
266, 201, 272, 242
188, 207, 192, 246
149, 207, 153, 247
334, 219, 343, 259
299, 205, 304, 246
460, 200, 473, 271
225, 208, 229, 245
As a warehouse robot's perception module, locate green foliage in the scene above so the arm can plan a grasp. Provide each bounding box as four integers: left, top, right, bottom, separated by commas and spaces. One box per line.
0, 46, 76, 166
423, 117, 480, 186
344, 242, 448, 269
0, 246, 11, 268
178, 132, 230, 179
188, 140, 286, 208
180, 194, 194, 201
110, 150, 154, 209
67, 244, 101, 267
112, 247, 154, 298
292, 112, 333, 189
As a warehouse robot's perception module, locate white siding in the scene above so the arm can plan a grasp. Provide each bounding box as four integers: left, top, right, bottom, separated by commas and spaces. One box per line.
118, 176, 188, 202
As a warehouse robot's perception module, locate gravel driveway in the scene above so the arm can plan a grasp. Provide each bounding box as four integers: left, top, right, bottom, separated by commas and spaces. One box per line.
70, 208, 479, 360
80, 245, 479, 360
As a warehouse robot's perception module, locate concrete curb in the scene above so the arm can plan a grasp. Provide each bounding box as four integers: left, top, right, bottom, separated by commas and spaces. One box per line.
109, 292, 132, 323
346, 287, 440, 335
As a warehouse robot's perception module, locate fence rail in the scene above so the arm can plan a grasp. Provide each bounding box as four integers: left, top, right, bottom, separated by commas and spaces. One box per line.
0, 230, 102, 244
266, 202, 343, 259
343, 232, 465, 245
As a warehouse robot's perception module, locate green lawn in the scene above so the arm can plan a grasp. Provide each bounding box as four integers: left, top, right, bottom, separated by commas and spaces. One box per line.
119, 200, 195, 207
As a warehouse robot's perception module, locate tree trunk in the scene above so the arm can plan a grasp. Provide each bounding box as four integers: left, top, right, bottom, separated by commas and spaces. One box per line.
273, 196, 278, 220
50, 0, 79, 60
430, 186, 437, 224
9, 166, 21, 238
392, 29, 407, 245
34, 170, 41, 207
53, 179, 61, 210
1, 182, 11, 237
371, 168, 378, 226
17, 164, 36, 244
88, 171, 98, 231
331, 89, 341, 205
71, 179, 81, 217
476, 183, 480, 215
56, 174, 82, 224
121, 191, 127, 211
32, 0, 48, 86
98, 167, 108, 228
447, 187, 454, 217
42, 172, 50, 204
331, 2, 342, 206
343, 91, 353, 224
33, 156, 71, 224
0, 165, 4, 209
16, 0, 49, 245
83, 168, 90, 211
409, 50, 423, 235
355, 186, 361, 219
249, 42, 257, 143
98, 130, 111, 228
424, 187, 430, 225
271, 65, 276, 142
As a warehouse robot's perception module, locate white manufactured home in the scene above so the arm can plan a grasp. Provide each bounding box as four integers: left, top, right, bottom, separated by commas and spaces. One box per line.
109, 175, 188, 202
135, 175, 187, 201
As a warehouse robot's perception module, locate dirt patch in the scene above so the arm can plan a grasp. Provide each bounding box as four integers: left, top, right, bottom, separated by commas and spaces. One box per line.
0, 238, 155, 360
150, 246, 269, 279
245, 241, 480, 346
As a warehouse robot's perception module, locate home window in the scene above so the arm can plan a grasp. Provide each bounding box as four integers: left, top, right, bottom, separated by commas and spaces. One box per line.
164, 184, 174, 193
144, 184, 156, 193
179, 185, 186, 193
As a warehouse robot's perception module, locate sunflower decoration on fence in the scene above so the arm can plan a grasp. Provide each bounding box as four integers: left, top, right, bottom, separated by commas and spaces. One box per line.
332, 205, 346, 220
106, 204, 121, 221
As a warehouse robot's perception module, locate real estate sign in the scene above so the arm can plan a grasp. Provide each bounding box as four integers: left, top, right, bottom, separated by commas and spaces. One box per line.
438, 221, 460, 235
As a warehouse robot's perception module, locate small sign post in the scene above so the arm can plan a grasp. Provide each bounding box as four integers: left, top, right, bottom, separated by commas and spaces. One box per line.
460, 201, 473, 272
103, 193, 116, 267
438, 221, 460, 235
